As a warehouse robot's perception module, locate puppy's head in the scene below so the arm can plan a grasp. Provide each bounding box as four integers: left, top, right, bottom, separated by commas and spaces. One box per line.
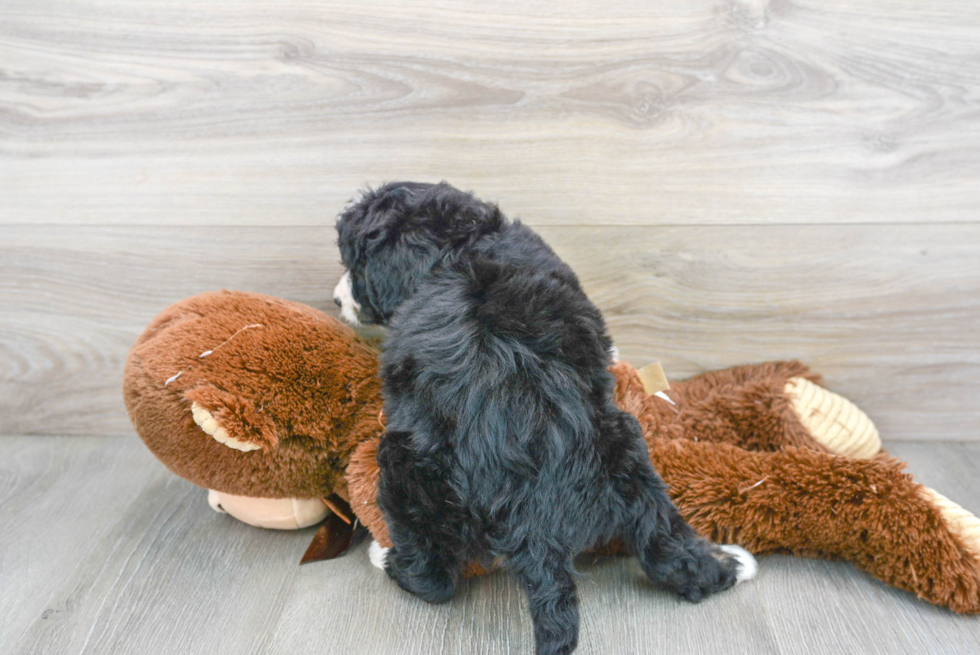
333, 181, 503, 325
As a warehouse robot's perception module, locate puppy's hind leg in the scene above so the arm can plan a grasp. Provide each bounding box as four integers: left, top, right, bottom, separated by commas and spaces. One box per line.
507, 549, 579, 655
383, 529, 457, 605
602, 410, 755, 602
376, 430, 460, 604
631, 499, 754, 602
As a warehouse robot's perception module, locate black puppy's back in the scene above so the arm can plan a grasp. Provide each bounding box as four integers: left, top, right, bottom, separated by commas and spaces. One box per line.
380, 238, 620, 548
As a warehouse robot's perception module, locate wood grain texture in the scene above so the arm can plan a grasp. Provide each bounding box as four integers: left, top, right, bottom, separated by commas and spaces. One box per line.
0, 225, 337, 438
554, 224, 980, 442
3, 435, 980, 655
2, 223, 977, 439
2, 0, 979, 226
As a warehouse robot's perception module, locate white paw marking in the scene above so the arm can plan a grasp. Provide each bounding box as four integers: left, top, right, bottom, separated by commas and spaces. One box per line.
719, 544, 758, 584
333, 271, 361, 326
369, 540, 389, 570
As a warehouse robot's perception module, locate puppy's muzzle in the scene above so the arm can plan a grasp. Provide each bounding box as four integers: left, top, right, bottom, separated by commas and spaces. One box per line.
332, 271, 362, 326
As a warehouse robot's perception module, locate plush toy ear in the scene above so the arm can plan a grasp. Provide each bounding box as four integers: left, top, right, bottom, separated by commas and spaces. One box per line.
183, 384, 279, 452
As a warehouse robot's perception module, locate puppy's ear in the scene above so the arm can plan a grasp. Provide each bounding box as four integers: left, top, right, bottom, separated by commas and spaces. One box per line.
363, 225, 390, 250
445, 201, 504, 248
360, 240, 442, 324
336, 189, 391, 265
418, 182, 504, 249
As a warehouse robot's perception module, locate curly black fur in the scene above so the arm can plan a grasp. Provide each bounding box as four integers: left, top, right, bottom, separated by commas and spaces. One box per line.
335, 182, 745, 655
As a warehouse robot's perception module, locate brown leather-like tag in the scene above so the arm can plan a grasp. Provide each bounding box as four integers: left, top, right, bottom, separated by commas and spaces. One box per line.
300, 494, 358, 564
301, 514, 358, 564
321, 495, 353, 524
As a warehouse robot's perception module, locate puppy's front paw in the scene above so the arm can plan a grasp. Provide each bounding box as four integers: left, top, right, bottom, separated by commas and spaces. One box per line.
369, 540, 390, 570
717, 544, 758, 584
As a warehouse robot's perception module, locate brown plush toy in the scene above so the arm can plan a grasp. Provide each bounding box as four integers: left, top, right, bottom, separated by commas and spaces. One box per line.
123, 290, 980, 614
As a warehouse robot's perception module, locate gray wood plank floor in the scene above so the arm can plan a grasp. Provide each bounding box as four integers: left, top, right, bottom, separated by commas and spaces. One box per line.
3, 435, 980, 655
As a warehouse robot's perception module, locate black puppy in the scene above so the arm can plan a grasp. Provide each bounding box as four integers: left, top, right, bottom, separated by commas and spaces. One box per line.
333, 182, 755, 655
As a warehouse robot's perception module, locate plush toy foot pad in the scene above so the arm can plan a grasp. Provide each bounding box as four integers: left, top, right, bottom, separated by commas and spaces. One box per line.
921, 487, 980, 558
785, 377, 881, 458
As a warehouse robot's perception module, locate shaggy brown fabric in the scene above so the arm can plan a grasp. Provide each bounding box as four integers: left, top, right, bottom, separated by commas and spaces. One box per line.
123, 290, 384, 499
610, 360, 829, 453
647, 439, 980, 613
125, 291, 980, 614
346, 435, 390, 547
610, 362, 980, 613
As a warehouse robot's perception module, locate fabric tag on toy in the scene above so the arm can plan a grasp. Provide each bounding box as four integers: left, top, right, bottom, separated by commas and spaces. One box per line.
638, 362, 669, 394
638, 362, 675, 405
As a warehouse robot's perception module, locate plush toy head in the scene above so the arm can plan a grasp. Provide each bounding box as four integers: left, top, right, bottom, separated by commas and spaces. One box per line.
123, 290, 384, 524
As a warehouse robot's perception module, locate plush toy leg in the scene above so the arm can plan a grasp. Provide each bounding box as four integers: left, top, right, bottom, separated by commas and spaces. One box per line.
919, 487, 980, 561
345, 435, 391, 547
612, 360, 882, 457
347, 436, 496, 577
650, 438, 980, 613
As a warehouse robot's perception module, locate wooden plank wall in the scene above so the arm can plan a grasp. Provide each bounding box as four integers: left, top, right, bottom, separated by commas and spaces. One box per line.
2, 0, 978, 440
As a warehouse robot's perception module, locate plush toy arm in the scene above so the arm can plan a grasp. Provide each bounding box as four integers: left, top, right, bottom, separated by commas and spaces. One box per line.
344, 435, 499, 578
612, 361, 882, 458
346, 435, 391, 548
650, 437, 980, 613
